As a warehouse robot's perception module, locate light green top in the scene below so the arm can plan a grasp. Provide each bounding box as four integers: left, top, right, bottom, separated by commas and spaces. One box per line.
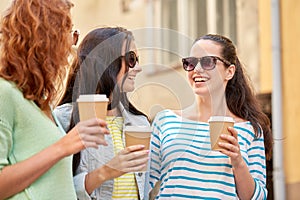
0, 78, 76, 199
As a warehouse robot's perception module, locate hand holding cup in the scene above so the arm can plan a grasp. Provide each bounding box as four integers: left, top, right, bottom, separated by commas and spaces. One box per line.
70, 94, 110, 151
60, 118, 109, 156
124, 126, 152, 172
209, 116, 235, 151
77, 94, 109, 121
104, 145, 149, 179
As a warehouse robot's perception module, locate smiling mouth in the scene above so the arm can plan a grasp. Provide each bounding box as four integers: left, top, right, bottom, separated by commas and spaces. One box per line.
128, 77, 135, 80
194, 77, 208, 82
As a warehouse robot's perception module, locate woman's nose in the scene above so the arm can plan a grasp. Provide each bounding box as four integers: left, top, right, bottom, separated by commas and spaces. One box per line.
133, 62, 142, 72
194, 63, 204, 73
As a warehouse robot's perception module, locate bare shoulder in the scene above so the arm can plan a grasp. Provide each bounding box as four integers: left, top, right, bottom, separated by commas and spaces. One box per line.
172, 109, 182, 116
172, 109, 200, 121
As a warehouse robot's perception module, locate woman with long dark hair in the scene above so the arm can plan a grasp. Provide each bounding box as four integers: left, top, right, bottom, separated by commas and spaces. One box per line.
148, 34, 272, 199
55, 27, 150, 200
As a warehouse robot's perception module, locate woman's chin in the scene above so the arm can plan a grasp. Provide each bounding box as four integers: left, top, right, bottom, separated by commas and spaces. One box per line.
193, 87, 209, 96
122, 85, 135, 93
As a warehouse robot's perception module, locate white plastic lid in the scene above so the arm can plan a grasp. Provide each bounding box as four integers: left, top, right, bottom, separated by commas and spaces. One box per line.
77, 94, 109, 102
208, 116, 235, 123
124, 126, 152, 132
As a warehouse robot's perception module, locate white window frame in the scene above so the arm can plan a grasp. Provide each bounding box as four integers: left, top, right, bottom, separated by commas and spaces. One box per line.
144, 0, 236, 75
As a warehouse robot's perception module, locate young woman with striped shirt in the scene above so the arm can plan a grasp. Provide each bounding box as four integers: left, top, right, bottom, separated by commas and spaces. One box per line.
148, 34, 272, 200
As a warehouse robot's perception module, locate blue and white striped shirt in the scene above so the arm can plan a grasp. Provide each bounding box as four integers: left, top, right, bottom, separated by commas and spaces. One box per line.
149, 110, 267, 199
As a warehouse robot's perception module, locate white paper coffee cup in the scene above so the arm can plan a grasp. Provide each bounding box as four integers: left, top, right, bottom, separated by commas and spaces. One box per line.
77, 94, 109, 121
208, 116, 235, 151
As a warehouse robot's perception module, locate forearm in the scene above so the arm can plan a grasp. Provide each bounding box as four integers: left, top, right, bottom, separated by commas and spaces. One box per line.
83, 145, 147, 195
0, 142, 66, 199
233, 161, 255, 200
85, 168, 105, 195
84, 165, 114, 194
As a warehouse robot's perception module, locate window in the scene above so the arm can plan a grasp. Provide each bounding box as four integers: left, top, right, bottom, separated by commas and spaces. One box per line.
147, 0, 237, 74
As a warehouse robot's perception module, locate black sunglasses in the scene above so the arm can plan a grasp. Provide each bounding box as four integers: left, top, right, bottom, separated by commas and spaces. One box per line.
182, 56, 231, 71
122, 51, 139, 68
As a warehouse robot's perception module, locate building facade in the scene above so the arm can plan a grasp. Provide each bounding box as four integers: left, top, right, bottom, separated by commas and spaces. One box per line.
1, 0, 299, 199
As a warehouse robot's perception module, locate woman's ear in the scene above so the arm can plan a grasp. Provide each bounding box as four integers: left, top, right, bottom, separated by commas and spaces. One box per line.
225, 64, 236, 80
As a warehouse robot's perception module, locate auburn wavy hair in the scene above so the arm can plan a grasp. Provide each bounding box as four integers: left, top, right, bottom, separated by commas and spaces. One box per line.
0, 0, 73, 110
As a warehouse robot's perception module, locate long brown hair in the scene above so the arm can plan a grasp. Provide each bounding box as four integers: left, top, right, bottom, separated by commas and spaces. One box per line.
0, 0, 73, 110
58, 27, 149, 174
196, 34, 273, 160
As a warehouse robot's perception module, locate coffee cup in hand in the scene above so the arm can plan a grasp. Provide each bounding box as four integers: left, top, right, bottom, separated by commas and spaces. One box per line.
208, 116, 235, 151
124, 126, 152, 150
124, 126, 152, 172
77, 94, 109, 121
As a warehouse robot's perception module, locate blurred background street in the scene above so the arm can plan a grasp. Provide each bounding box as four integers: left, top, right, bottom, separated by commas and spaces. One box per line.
1, 0, 299, 199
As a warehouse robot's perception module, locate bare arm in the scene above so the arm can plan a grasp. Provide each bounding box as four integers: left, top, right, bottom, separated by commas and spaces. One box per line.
0, 118, 108, 199
219, 127, 255, 200
232, 160, 255, 199
84, 145, 149, 194
0, 141, 67, 199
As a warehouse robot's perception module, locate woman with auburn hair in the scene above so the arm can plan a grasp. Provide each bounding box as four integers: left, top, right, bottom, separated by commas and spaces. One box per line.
0, 0, 109, 199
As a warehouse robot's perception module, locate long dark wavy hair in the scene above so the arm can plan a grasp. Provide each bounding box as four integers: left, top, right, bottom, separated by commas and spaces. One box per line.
196, 34, 273, 160
58, 27, 148, 173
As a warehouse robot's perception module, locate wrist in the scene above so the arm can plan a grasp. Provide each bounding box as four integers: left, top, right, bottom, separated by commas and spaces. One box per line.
100, 164, 124, 180
51, 141, 68, 160
84, 167, 109, 195
232, 158, 247, 171
96, 166, 110, 182
56, 128, 84, 157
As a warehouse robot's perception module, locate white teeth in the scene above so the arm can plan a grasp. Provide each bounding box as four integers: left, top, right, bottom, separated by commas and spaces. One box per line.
129, 77, 135, 80
194, 77, 208, 82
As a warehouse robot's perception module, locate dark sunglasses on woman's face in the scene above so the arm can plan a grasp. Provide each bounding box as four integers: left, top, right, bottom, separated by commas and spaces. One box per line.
122, 51, 139, 68
182, 56, 231, 71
